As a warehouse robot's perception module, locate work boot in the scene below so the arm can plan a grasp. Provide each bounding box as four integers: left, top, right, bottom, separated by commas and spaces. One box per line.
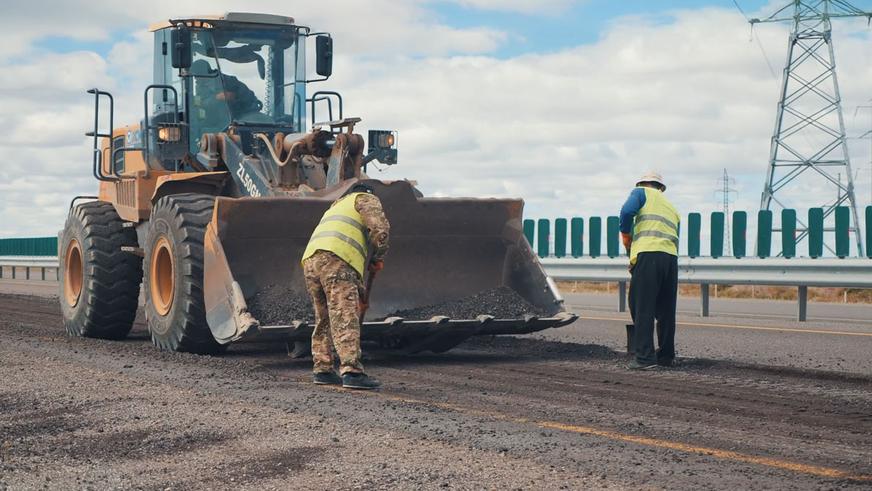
341, 372, 381, 390
626, 360, 659, 371
313, 371, 342, 385
657, 358, 679, 368
289, 341, 312, 359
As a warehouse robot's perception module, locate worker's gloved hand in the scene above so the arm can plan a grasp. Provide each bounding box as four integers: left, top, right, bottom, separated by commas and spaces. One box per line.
621, 232, 632, 254
368, 259, 384, 273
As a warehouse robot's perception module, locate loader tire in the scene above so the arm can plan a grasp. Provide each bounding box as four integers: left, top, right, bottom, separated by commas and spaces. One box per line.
143, 193, 224, 354
59, 201, 142, 340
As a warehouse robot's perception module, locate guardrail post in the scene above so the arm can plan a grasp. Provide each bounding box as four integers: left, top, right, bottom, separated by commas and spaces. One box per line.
11, 266, 15, 280
26, 267, 30, 280
781, 209, 797, 258
41, 267, 46, 281
0, 265, 3, 279
523, 219, 535, 247
835, 206, 849, 258
700, 283, 710, 317
571, 217, 584, 257
607, 216, 620, 258
688, 213, 701, 258
798, 285, 808, 322
711, 212, 724, 258
537, 219, 550, 258
756, 210, 772, 258
56, 268, 60, 281
589, 217, 602, 258
618, 281, 627, 312
808, 208, 824, 258
555, 218, 567, 258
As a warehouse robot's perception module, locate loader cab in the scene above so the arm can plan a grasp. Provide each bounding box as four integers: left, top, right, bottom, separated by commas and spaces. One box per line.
151, 14, 308, 162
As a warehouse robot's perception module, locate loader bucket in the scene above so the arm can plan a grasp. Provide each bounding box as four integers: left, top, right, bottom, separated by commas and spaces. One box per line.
203, 180, 576, 351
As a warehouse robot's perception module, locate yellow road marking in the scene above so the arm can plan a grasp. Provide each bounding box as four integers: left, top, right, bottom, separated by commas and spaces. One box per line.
357, 389, 872, 482
580, 315, 872, 337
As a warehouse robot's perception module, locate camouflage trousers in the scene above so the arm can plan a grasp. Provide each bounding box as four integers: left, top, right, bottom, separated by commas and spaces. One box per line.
302, 251, 364, 375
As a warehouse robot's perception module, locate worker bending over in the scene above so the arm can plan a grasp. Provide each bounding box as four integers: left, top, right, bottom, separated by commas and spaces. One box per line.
619, 171, 680, 370
301, 182, 390, 389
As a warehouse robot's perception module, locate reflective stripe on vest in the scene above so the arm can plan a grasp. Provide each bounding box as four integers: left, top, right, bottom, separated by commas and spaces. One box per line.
630, 187, 680, 264
301, 193, 368, 276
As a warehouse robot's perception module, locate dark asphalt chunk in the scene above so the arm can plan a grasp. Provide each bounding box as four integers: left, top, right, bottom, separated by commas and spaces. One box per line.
247, 285, 548, 325
389, 286, 549, 320
247, 284, 314, 325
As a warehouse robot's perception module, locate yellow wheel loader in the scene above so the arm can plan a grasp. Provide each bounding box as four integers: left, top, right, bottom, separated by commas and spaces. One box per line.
59, 12, 576, 355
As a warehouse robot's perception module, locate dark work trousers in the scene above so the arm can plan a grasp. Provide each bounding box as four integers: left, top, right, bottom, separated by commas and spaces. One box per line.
628, 251, 678, 364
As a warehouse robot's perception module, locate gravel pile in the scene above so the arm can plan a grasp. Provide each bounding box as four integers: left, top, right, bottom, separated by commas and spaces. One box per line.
388, 286, 548, 320
247, 283, 315, 325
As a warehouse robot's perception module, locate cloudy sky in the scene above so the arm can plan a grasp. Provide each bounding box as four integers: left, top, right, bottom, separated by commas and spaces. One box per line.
2, 0, 872, 251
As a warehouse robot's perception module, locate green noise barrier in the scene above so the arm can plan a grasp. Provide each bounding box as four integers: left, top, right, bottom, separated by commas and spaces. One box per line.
867, 206, 872, 259
606, 216, 620, 258
0, 237, 58, 256
732, 211, 747, 258
756, 210, 772, 258
571, 217, 584, 257
554, 218, 567, 258
687, 213, 701, 258
781, 209, 796, 258
537, 219, 550, 258
710, 212, 725, 258
589, 217, 602, 258
835, 206, 849, 258
523, 219, 535, 247
808, 208, 824, 258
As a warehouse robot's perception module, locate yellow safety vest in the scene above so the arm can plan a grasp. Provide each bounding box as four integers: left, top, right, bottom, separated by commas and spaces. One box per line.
630, 187, 680, 264
302, 193, 368, 276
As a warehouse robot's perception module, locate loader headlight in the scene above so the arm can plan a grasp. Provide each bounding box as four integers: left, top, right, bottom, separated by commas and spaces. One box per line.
369, 130, 397, 149
157, 126, 182, 142
365, 130, 398, 166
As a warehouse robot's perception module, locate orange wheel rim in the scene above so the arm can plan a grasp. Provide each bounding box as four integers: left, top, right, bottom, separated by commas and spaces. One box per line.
63, 239, 83, 307
150, 236, 175, 316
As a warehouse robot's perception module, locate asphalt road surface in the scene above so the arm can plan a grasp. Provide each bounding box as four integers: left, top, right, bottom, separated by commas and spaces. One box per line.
549, 292, 872, 374
1, 290, 871, 489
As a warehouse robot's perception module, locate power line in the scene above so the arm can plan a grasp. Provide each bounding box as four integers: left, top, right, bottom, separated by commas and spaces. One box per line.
731, 0, 749, 19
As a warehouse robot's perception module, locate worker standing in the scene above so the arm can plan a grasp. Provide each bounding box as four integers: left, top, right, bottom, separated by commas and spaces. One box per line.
301, 182, 390, 389
619, 171, 680, 370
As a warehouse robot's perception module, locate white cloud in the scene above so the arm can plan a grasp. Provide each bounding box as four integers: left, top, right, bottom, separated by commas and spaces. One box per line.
446, 0, 581, 14
1, 1, 871, 248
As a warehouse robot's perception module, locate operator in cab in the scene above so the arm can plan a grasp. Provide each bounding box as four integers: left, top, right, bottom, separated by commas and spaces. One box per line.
191, 59, 262, 127
619, 171, 680, 371
301, 182, 390, 390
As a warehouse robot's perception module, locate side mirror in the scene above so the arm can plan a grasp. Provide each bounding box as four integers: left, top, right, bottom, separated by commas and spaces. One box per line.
171, 29, 192, 69
315, 35, 333, 78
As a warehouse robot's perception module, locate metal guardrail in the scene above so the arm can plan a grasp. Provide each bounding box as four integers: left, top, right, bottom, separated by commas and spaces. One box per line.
0, 256, 59, 281
3, 255, 870, 321
541, 256, 872, 322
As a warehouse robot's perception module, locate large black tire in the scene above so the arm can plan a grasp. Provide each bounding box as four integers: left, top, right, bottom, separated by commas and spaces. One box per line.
59, 201, 142, 339
143, 193, 224, 354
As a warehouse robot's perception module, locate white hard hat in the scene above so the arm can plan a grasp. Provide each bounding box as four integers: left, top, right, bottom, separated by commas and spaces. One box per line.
636, 171, 665, 190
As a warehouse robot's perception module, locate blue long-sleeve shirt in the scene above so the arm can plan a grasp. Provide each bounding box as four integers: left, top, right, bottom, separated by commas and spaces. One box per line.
619, 187, 646, 234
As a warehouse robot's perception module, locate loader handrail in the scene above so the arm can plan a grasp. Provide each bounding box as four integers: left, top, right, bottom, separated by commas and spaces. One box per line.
308, 91, 343, 128
85, 89, 118, 182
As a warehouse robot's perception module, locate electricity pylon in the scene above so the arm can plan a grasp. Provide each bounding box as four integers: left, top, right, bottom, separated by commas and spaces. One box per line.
715, 169, 738, 256
751, 0, 869, 256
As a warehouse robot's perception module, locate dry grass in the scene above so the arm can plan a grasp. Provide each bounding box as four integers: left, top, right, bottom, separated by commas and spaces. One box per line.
556, 281, 872, 304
